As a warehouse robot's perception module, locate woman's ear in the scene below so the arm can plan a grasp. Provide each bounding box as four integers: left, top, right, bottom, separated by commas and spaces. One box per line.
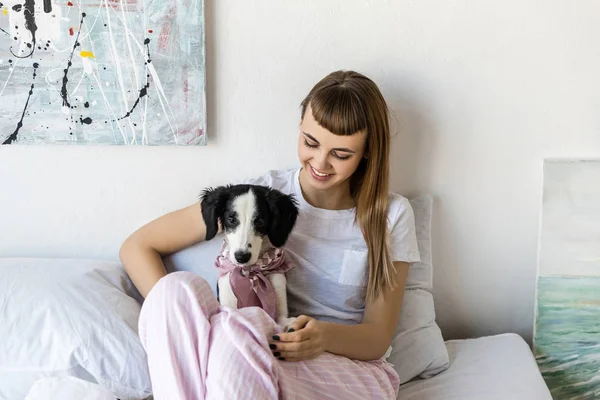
266, 190, 299, 248
199, 186, 230, 240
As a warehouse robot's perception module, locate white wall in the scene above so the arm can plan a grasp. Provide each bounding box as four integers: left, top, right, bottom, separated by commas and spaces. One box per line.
2, 0, 600, 343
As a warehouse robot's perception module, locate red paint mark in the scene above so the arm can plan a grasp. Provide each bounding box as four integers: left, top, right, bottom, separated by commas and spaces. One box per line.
157, 6, 175, 51
67, 1, 73, 6
69, 27, 74, 36
148, 29, 153, 33
183, 66, 189, 110
186, 128, 204, 145
157, 22, 171, 51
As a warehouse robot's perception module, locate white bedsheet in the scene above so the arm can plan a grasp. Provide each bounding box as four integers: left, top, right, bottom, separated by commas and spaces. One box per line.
397, 333, 552, 400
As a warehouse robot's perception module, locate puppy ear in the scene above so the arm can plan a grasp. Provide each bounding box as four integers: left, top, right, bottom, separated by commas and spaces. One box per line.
199, 186, 230, 241
266, 189, 299, 248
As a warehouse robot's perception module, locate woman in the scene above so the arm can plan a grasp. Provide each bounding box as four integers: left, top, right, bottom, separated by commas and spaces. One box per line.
120, 70, 420, 399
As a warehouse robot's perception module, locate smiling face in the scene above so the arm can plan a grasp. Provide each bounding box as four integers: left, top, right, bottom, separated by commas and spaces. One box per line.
297, 104, 367, 193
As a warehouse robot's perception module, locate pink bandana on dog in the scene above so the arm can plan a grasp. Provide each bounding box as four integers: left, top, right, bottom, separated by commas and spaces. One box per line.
215, 242, 293, 320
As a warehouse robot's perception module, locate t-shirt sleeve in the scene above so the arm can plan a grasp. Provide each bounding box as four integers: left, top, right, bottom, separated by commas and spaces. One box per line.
388, 196, 421, 263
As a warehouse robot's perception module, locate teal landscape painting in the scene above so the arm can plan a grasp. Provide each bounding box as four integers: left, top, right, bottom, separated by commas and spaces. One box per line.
535, 276, 600, 399
534, 160, 600, 400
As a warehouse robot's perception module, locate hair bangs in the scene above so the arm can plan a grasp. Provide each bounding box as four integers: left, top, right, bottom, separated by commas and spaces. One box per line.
303, 85, 367, 136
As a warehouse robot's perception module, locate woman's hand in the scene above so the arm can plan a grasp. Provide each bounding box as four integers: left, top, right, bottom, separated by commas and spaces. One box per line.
269, 315, 327, 362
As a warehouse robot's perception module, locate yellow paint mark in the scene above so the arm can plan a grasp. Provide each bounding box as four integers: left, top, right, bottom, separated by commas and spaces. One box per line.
79, 51, 95, 59
3, 7, 8, 15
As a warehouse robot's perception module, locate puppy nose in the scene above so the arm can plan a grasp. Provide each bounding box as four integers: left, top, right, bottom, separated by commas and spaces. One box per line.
234, 251, 251, 264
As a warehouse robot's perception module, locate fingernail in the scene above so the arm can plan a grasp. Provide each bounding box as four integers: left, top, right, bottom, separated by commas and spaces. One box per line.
272, 335, 280, 341
269, 344, 276, 350
287, 328, 295, 333
273, 352, 281, 357
278, 357, 285, 361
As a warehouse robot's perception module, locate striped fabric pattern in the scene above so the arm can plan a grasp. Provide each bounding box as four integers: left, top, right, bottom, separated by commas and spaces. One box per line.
138, 271, 400, 400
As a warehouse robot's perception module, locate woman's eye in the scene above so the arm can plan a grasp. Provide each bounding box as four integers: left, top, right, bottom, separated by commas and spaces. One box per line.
303, 139, 318, 148
332, 152, 351, 161
304, 138, 350, 160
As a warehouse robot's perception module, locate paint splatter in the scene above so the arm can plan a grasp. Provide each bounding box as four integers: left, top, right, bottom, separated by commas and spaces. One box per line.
2, 63, 39, 145
117, 38, 152, 121
61, 13, 86, 109
67, 1, 73, 5
2, 6, 7, 15
69, 27, 73, 35
10, 0, 37, 59
79, 50, 95, 58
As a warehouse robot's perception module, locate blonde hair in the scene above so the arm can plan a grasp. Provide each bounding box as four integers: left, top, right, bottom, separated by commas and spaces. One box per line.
300, 70, 395, 303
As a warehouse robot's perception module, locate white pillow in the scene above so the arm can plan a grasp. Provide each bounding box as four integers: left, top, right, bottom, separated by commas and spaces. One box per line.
164, 193, 450, 385
387, 195, 449, 384
0, 258, 151, 400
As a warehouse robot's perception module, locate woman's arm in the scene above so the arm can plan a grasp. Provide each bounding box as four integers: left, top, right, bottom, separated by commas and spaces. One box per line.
320, 261, 409, 360
119, 203, 210, 298
272, 261, 409, 361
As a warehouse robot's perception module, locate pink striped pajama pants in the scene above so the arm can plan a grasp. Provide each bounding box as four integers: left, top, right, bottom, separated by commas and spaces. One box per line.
138, 271, 400, 400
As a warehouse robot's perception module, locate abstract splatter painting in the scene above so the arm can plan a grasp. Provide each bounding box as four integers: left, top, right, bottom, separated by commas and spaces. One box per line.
534, 159, 600, 399
0, 0, 206, 145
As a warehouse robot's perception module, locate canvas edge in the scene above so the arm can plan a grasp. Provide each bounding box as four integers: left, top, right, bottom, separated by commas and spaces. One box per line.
531, 157, 600, 351
531, 158, 547, 352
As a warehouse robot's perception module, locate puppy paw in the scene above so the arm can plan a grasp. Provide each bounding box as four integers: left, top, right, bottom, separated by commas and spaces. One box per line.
278, 317, 297, 332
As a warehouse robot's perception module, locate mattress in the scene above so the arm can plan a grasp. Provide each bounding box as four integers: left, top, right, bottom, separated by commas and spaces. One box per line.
397, 333, 552, 400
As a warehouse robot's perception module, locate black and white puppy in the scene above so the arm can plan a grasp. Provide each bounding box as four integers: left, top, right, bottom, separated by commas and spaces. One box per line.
200, 184, 299, 326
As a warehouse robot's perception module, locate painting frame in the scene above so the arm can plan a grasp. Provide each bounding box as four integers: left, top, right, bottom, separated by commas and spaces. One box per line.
533, 158, 600, 399
0, 0, 206, 146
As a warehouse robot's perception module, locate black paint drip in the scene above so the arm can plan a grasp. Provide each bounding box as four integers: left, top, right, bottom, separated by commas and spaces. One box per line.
11, 0, 36, 59
61, 13, 86, 109
12, 4, 22, 11
116, 38, 152, 121
43, 0, 51, 13
2, 63, 39, 145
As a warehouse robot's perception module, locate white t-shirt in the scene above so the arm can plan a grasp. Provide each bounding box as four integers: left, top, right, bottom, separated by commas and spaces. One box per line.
242, 168, 421, 325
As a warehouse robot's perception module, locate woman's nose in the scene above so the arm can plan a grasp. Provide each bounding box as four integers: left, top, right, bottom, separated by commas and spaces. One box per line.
312, 150, 331, 169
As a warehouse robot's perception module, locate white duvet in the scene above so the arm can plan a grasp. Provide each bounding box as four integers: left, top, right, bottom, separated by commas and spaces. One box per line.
25, 377, 117, 400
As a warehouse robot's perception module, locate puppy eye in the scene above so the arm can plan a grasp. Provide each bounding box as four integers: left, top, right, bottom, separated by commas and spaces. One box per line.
227, 216, 236, 224
255, 218, 265, 228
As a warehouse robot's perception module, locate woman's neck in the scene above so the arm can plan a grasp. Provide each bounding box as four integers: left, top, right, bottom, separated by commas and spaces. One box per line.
299, 168, 355, 210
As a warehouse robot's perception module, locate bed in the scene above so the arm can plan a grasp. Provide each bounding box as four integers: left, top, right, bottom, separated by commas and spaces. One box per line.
0, 195, 552, 399
0, 256, 552, 400
397, 333, 552, 399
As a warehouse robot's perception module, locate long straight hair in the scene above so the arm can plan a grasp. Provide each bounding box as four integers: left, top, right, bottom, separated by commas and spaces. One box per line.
300, 70, 395, 303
